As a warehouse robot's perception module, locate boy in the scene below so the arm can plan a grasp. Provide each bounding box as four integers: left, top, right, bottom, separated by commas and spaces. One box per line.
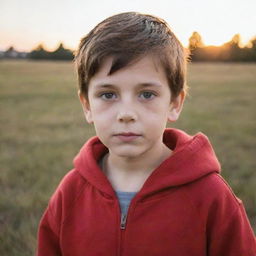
37, 12, 256, 255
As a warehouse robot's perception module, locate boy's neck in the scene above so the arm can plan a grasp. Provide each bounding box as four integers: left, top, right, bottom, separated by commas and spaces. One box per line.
101, 142, 172, 192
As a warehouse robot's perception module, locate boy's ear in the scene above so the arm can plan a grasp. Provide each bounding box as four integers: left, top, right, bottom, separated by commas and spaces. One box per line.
78, 90, 93, 124
168, 90, 185, 122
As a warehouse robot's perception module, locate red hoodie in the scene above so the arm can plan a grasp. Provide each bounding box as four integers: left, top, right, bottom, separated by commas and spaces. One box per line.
37, 129, 256, 256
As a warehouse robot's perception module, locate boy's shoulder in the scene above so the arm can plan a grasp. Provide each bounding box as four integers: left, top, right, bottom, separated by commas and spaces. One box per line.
185, 172, 242, 215
55, 168, 87, 194
47, 169, 88, 215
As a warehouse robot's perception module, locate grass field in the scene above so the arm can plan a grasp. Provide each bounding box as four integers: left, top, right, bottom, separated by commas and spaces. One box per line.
0, 60, 256, 255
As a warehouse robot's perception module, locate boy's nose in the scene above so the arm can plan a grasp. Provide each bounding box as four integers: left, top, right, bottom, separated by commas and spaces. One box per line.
118, 113, 136, 122
117, 104, 137, 123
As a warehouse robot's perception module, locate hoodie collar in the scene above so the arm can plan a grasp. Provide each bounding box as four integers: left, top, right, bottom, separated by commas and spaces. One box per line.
74, 129, 221, 197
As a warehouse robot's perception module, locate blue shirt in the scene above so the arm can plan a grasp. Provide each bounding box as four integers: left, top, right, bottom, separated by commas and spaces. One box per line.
116, 191, 137, 215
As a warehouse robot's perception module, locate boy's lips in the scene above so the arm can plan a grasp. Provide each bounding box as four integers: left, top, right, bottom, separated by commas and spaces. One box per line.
114, 132, 141, 142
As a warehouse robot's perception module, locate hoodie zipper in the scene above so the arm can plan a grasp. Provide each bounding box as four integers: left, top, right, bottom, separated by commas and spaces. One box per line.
120, 213, 127, 229
118, 212, 127, 256
117, 195, 138, 255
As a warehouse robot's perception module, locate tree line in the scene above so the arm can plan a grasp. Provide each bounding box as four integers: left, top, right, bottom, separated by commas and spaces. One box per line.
2, 33, 256, 62
29, 43, 73, 60
188, 32, 256, 62
1, 43, 73, 61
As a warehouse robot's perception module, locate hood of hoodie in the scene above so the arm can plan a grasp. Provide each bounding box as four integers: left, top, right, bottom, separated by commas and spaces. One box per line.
74, 128, 221, 198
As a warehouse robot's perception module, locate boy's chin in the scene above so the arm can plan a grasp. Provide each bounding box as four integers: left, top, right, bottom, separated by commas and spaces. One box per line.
109, 146, 147, 160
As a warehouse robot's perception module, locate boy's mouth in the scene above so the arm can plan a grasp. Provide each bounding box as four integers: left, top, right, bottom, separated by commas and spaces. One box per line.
114, 132, 141, 142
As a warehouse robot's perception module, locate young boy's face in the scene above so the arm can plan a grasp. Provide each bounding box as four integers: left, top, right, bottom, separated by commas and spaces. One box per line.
79, 54, 184, 159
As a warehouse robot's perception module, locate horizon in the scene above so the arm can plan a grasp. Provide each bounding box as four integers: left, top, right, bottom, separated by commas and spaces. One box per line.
2, 32, 255, 53
1, 0, 255, 52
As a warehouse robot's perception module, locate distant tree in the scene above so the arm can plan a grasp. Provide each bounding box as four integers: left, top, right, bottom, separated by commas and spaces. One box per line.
6, 46, 15, 52
29, 44, 50, 59
188, 32, 206, 61
188, 32, 204, 51
249, 37, 256, 49
50, 43, 73, 60
5, 46, 18, 58
229, 34, 243, 61
220, 34, 243, 61
245, 37, 256, 61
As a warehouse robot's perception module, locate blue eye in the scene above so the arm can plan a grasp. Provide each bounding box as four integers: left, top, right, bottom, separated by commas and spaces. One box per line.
101, 92, 117, 100
140, 91, 156, 100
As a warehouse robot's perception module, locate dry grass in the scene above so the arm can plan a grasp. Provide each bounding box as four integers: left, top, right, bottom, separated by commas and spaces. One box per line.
0, 60, 255, 255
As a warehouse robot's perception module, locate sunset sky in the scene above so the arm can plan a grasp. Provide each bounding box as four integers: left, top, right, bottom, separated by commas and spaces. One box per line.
1, 0, 255, 52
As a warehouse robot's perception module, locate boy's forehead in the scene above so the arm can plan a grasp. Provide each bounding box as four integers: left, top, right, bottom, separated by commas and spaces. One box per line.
89, 54, 169, 90
94, 54, 164, 78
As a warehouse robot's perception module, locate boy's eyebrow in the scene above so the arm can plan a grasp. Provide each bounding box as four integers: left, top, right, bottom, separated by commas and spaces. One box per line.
137, 82, 163, 88
93, 82, 163, 89
93, 83, 116, 89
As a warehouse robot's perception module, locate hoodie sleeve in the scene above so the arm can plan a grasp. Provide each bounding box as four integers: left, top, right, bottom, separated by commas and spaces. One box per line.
36, 206, 62, 256
36, 185, 64, 256
205, 177, 256, 256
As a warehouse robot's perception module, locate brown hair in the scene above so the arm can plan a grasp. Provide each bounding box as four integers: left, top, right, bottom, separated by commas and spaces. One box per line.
75, 12, 189, 100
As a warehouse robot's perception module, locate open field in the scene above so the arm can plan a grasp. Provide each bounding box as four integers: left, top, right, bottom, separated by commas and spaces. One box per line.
0, 60, 256, 255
